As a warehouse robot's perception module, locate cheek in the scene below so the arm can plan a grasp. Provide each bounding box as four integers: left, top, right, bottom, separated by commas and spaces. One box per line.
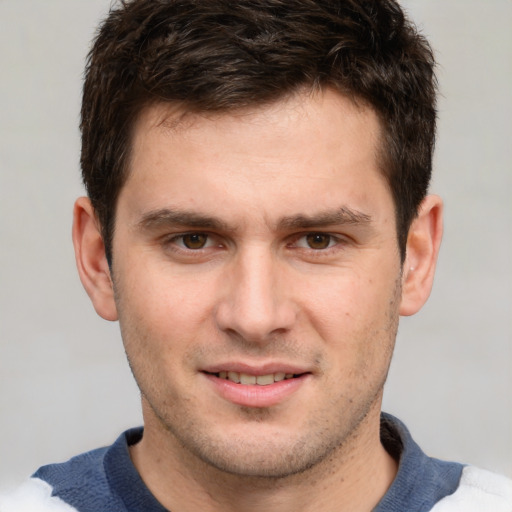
115, 262, 220, 357
302, 271, 393, 327
300, 270, 400, 366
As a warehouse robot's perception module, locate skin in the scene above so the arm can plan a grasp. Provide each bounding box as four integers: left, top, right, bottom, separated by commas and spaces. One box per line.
73, 89, 443, 512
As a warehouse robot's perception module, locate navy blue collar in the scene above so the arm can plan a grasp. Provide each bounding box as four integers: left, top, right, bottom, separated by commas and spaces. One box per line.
375, 413, 462, 511
104, 414, 462, 511
36, 413, 463, 511
104, 427, 168, 511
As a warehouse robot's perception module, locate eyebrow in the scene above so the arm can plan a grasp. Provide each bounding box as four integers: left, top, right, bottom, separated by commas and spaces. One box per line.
136, 206, 372, 234
276, 207, 372, 230
136, 208, 233, 232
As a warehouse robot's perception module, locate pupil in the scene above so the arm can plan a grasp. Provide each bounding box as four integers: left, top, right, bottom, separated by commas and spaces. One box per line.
183, 233, 207, 249
307, 233, 330, 249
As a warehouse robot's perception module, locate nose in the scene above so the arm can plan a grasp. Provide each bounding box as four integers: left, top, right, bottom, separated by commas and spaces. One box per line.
214, 246, 297, 344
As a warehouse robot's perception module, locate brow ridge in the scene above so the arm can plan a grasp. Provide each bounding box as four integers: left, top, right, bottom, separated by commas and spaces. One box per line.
277, 207, 372, 230
136, 208, 232, 232
136, 206, 372, 233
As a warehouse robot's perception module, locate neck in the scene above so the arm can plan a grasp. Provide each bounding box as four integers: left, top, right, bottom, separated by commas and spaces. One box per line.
130, 402, 398, 512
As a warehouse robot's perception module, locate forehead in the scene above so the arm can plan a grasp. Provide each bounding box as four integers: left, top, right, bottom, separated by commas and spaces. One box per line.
134, 89, 381, 152
122, 89, 391, 225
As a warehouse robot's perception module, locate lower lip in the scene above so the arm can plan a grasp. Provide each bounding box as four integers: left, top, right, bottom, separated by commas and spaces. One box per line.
203, 373, 309, 408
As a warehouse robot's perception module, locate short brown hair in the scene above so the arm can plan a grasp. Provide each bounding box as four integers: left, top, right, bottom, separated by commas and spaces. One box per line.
81, 0, 437, 263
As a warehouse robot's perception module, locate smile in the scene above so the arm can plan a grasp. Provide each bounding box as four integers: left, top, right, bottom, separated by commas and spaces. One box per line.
213, 371, 298, 385
204, 370, 309, 408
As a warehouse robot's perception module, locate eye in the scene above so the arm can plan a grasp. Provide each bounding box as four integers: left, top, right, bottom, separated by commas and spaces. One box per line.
161, 231, 226, 261
295, 233, 337, 250
175, 233, 211, 250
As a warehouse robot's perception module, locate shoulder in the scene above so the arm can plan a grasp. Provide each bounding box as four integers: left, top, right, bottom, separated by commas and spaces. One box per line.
377, 414, 511, 512
431, 465, 512, 512
0, 429, 143, 512
32, 445, 109, 489
0, 446, 110, 512
0, 477, 78, 512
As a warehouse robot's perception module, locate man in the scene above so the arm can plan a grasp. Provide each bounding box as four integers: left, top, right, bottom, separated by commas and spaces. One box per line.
1, 0, 510, 511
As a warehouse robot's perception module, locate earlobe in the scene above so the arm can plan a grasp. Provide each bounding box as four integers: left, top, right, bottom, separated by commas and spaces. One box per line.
399, 195, 443, 316
72, 197, 118, 321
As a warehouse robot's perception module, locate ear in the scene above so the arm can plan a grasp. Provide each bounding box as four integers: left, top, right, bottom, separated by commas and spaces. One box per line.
72, 197, 118, 321
399, 195, 443, 316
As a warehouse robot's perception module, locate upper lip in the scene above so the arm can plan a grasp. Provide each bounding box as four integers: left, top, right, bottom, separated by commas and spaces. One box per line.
201, 362, 312, 376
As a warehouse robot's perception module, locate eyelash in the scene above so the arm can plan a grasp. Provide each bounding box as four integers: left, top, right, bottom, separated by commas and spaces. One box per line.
163, 233, 223, 252
162, 231, 348, 256
291, 233, 340, 251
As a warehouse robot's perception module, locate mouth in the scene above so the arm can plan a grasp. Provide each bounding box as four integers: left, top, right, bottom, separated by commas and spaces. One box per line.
201, 365, 312, 407
201, 368, 312, 408
205, 371, 303, 386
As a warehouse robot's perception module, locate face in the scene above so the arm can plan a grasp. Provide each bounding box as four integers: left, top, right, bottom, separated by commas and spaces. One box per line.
111, 90, 402, 478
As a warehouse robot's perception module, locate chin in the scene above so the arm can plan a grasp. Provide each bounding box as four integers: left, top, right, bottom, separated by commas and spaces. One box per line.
165, 420, 349, 480
192, 441, 327, 480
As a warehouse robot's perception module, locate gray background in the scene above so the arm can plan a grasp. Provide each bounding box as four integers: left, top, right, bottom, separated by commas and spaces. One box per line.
1, 0, 511, 489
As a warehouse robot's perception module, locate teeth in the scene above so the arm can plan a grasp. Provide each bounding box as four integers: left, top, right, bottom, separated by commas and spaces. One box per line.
216, 371, 296, 385
240, 373, 257, 385
227, 371, 240, 383
256, 374, 274, 386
